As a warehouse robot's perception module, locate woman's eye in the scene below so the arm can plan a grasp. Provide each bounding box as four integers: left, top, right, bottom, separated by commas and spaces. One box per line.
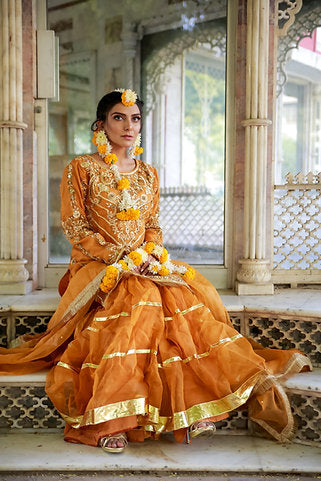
113, 115, 123, 120
133, 116, 141, 122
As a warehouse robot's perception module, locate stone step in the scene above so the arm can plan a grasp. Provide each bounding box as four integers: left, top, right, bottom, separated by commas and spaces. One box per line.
0, 432, 320, 475
0, 369, 320, 448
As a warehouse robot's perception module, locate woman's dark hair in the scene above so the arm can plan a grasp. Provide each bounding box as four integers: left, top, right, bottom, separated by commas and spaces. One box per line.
91, 90, 144, 131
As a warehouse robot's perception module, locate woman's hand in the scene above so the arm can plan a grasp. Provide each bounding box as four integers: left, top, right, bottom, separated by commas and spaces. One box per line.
133, 254, 155, 275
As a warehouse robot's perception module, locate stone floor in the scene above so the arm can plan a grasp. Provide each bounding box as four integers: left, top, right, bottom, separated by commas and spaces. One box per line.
0, 433, 320, 475
0, 475, 320, 481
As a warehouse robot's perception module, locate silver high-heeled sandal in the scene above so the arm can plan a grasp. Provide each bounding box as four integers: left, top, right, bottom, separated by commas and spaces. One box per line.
189, 420, 216, 439
99, 433, 128, 453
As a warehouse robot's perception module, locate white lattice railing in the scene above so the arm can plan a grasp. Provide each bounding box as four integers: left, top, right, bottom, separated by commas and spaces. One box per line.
159, 186, 224, 263
273, 172, 321, 286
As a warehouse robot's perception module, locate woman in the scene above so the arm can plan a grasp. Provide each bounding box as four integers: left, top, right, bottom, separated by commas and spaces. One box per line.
0, 89, 311, 453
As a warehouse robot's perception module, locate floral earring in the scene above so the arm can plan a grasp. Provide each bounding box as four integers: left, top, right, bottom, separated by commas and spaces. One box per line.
129, 133, 143, 157
92, 129, 118, 165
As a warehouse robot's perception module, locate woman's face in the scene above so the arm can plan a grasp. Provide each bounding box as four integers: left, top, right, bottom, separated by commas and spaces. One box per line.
102, 102, 141, 150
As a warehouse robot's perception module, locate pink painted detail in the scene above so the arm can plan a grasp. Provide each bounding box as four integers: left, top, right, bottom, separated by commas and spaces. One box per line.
299, 30, 316, 52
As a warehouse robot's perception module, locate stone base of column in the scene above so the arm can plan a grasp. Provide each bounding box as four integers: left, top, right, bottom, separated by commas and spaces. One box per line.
0, 259, 32, 294
235, 280, 274, 295
235, 258, 274, 295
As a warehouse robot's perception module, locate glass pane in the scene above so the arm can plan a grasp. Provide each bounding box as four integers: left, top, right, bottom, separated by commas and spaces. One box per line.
142, 21, 226, 264
48, 1, 226, 264
276, 27, 321, 183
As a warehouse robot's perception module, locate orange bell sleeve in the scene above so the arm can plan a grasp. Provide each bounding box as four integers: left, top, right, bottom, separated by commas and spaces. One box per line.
144, 167, 163, 246
60, 157, 124, 264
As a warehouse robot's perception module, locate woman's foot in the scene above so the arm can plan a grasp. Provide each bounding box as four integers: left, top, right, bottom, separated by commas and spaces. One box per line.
100, 433, 128, 453
189, 420, 216, 439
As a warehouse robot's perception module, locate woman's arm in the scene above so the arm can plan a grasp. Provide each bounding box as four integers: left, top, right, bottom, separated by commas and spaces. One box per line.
60, 158, 124, 264
144, 167, 163, 246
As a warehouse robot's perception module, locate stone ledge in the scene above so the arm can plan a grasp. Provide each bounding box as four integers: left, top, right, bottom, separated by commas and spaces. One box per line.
1, 368, 320, 392
0, 287, 320, 317
0, 433, 320, 473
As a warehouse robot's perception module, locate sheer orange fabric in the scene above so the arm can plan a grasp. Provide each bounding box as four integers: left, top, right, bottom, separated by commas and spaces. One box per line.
0, 155, 311, 447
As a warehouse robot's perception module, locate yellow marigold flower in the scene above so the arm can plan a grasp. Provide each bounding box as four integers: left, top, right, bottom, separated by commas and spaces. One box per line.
103, 265, 119, 279
104, 153, 118, 165
144, 242, 155, 254
97, 144, 107, 154
184, 268, 195, 280
117, 178, 130, 190
134, 146, 143, 156
116, 208, 140, 221
119, 260, 130, 271
128, 251, 143, 266
116, 210, 126, 220
103, 273, 117, 284
152, 265, 159, 273
101, 280, 114, 290
160, 248, 168, 264
158, 266, 170, 276
121, 89, 137, 106
100, 282, 111, 293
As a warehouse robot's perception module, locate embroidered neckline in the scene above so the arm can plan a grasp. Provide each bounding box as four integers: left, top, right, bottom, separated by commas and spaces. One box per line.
88, 154, 139, 175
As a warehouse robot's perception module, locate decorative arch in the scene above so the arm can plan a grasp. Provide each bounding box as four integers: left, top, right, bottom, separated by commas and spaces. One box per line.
277, 1, 321, 96
142, 20, 226, 111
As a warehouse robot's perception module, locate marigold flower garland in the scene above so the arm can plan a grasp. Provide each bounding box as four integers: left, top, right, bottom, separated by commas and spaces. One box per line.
100, 242, 196, 293
92, 89, 143, 221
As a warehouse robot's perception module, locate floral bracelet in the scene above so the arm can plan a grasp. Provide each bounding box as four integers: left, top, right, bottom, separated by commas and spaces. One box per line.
100, 242, 195, 293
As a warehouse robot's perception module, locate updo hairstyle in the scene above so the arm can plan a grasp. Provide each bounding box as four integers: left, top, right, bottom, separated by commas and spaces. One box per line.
91, 91, 144, 131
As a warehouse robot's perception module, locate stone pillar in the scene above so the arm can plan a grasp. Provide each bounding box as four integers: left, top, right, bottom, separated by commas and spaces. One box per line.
121, 22, 138, 89
235, 0, 274, 295
0, 0, 30, 294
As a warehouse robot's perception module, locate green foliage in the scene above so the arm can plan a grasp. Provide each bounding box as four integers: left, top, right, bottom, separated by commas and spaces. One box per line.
281, 135, 297, 179
184, 66, 225, 186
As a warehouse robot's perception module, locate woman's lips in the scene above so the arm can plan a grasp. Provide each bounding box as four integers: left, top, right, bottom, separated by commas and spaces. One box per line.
122, 135, 133, 140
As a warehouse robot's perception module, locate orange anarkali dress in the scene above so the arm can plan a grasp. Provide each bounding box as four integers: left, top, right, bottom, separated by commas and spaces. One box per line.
0, 155, 311, 446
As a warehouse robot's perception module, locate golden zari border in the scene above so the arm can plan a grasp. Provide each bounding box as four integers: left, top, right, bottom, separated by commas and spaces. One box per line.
164, 303, 208, 321
93, 311, 130, 322
57, 361, 79, 373
59, 371, 261, 430
80, 348, 158, 370
132, 301, 162, 309
159, 333, 243, 368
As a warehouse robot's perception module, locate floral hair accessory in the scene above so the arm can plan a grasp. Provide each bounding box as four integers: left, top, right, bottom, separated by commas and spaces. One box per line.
114, 88, 137, 106
100, 243, 196, 293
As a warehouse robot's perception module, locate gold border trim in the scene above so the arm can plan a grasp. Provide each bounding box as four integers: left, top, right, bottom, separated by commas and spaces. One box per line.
93, 312, 130, 322
80, 348, 157, 370
132, 301, 162, 309
59, 371, 261, 430
164, 303, 208, 321
57, 361, 79, 373
159, 333, 243, 367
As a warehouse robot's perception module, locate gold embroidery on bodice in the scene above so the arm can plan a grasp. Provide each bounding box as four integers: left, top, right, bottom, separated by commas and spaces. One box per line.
80, 156, 156, 249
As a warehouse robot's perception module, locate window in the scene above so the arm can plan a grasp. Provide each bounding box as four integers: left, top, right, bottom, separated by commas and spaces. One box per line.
45, 0, 228, 285
276, 28, 321, 183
